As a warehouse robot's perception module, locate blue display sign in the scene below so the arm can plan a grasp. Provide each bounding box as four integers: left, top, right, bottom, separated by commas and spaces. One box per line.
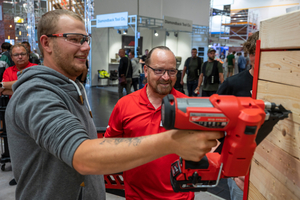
96, 12, 128, 28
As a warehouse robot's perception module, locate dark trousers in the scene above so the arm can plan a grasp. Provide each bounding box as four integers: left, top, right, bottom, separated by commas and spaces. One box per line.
201, 90, 217, 97
118, 78, 132, 99
132, 78, 139, 91
187, 80, 198, 97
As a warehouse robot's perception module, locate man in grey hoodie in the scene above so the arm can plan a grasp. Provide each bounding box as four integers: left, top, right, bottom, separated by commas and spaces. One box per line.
5, 10, 223, 200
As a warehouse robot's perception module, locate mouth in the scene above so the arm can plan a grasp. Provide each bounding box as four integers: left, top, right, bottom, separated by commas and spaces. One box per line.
159, 82, 171, 87
74, 55, 87, 60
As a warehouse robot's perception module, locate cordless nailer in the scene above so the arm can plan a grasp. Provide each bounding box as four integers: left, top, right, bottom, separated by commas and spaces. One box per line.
161, 94, 291, 192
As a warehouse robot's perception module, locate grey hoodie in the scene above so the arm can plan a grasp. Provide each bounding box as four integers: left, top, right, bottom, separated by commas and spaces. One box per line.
6, 65, 105, 200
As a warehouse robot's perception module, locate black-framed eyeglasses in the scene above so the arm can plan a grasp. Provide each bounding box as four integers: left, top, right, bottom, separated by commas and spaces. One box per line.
12, 52, 27, 57
147, 65, 178, 77
46, 33, 91, 46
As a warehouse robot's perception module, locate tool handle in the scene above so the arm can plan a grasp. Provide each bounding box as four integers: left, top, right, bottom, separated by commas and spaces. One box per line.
185, 155, 209, 170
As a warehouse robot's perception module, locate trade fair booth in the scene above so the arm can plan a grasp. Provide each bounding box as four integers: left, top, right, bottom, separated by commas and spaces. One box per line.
88, 12, 209, 86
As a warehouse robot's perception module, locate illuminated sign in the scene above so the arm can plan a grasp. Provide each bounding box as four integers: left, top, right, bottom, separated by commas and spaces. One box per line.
96, 12, 128, 28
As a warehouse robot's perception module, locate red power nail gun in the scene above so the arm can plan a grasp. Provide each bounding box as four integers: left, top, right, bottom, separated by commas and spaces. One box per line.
161, 94, 291, 192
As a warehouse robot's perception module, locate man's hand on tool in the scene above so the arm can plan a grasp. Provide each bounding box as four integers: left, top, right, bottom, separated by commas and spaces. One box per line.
169, 130, 224, 162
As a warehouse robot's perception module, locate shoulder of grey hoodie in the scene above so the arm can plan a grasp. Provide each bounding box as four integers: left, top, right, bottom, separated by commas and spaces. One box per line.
6, 65, 91, 167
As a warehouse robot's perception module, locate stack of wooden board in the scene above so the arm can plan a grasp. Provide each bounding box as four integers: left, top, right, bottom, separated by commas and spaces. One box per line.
249, 10, 300, 199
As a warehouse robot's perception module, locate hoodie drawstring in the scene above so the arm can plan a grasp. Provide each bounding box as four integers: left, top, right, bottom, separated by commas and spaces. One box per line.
69, 79, 93, 118
78, 82, 93, 118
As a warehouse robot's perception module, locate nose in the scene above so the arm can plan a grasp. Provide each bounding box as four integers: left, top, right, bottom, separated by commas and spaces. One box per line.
80, 41, 90, 51
161, 70, 171, 80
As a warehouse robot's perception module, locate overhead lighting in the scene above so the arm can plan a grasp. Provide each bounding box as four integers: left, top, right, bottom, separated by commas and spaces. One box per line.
19, 31, 21, 35
166, 31, 169, 36
10, 25, 12, 28
174, 32, 178, 37
123, 29, 128, 34
15, 37, 18, 40
8, 36, 10, 39
117, 29, 121, 34
154, 30, 158, 36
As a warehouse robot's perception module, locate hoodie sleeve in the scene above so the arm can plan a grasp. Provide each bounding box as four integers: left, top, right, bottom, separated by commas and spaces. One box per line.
9, 86, 89, 168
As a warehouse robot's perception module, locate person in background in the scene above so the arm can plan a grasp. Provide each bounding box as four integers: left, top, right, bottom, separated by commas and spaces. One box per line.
0, 44, 37, 96
220, 51, 225, 60
226, 51, 235, 77
238, 52, 246, 73
139, 49, 149, 72
244, 52, 250, 70
0, 43, 37, 186
21, 41, 41, 65
118, 48, 132, 99
129, 51, 140, 91
0, 42, 15, 67
217, 31, 259, 200
195, 48, 224, 97
180, 48, 202, 96
234, 52, 240, 75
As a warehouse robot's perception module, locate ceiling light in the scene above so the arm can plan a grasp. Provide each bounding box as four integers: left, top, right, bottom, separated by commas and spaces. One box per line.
117, 29, 121, 34
123, 29, 128, 34
154, 30, 158, 36
174, 32, 178, 37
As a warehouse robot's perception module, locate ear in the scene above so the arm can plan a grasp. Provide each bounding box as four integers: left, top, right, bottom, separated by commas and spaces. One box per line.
40, 35, 52, 55
144, 65, 148, 78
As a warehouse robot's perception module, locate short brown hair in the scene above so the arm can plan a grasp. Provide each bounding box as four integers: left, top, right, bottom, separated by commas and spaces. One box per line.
37, 10, 84, 56
10, 44, 29, 56
243, 31, 259, 55
145, 46, 174, 66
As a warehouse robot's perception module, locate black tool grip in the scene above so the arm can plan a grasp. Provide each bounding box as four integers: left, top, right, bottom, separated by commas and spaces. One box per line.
185, 155, 209, 170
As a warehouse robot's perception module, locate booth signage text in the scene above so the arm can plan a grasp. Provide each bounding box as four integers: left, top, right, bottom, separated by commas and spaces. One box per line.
96, 12, 128, 28
164, 16, 193, 32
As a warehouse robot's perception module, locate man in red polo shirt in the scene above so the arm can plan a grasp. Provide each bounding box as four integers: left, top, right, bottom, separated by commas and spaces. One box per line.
105, 46, 221, 199
0, 44, 37, 95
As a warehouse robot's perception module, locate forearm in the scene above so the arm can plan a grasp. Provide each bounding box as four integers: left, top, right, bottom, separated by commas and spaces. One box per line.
73, 131, 172, 175
197, 74, 203, 87
2, 81, 17, 90
219, 73, 224, 84
2, 89, 13, 95
181, 67, 187, 82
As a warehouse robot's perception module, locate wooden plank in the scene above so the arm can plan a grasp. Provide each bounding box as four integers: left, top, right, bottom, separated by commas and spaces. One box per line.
257, 80, 300, 124
265, 119, 300, 160
259, 51, 300, 87
249, 156, 299, 200
253, 139, 300, 198
260, 10, 300, 49
249, 182, 267, 200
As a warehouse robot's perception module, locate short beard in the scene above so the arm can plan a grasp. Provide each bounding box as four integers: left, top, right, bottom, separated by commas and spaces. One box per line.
208, 56, 214, 61
147, 75, 173, 95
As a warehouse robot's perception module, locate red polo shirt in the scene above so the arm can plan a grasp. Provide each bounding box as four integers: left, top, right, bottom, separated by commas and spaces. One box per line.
105, 84, 194, 200
2, 62, 37, 82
